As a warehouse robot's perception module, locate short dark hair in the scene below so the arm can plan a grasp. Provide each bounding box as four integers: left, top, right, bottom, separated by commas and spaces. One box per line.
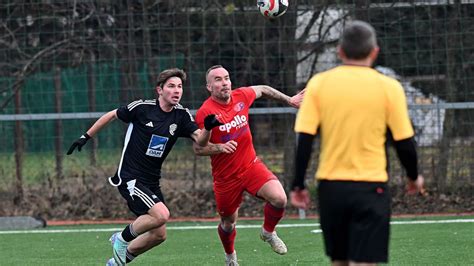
206, 65, 224, 83
156, 68, 186, 87
340, 20, 377, 60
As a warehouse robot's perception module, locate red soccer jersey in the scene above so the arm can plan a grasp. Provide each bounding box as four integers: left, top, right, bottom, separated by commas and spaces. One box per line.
196, 87, 257, 183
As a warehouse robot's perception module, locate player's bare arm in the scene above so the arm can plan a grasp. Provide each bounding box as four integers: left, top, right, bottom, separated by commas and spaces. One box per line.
190, 129, 211, 147
193, 140, 237, 156
67, 109, 117, 155
251, 85, 305, 108
86, 109, 118, 137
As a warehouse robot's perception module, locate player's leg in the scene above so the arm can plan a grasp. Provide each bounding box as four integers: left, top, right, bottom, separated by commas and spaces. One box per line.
109, 203, 169, 265
214, 179, 243, 265
128, 222, 167, 255
256, 179, 287, 230
112, 179, 168, 265
255, 180, 288, 255
219, 211, 239, 266
130, 202, 170, 234
332, 261, 349, 266
245, 159, 287, 255
348, 262, 375, 266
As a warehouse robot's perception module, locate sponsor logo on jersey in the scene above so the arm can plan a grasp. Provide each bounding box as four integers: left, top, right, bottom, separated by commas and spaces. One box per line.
146, 135, 169, 157
234, 102, 245, 112
219, 115, 248, 133
169, 123, 177, 136
221, 126, 249, 142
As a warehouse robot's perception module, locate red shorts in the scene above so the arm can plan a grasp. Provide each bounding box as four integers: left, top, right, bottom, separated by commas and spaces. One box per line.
214, 158, 277, 217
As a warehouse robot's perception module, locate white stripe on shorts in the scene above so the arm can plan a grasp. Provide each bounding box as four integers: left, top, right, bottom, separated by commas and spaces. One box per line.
134, 187, 156, 209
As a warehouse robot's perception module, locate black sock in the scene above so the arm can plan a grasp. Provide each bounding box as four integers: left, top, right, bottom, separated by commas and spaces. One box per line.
121, 223, 139, 242
126, 250, 137, 263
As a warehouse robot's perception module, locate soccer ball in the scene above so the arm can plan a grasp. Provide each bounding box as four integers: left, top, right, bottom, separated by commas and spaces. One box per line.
257, 0, 288, 18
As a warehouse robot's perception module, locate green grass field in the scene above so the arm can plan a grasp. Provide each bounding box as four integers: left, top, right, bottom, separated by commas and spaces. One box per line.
1, 216, 473, 265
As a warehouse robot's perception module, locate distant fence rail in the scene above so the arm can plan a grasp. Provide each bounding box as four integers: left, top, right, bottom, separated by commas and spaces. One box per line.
1, 102, 473, 121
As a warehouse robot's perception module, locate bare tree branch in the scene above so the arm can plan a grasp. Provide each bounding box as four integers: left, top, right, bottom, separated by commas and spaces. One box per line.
296, 7, 322, 43
1, 22, 31, 58
211, 0, 253, 55
0, 39, 71, 110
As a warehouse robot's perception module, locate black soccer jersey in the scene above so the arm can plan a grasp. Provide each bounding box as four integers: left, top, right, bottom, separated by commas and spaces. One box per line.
115, 99, 198, 185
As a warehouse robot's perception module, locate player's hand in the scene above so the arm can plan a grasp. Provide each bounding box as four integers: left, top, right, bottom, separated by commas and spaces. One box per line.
218, 140, 237, 153
289, 88, 306, 108
290, 188, 311, 209
204, 114, 223, 130
67, 133, 91, 155
406, 175, 426, 196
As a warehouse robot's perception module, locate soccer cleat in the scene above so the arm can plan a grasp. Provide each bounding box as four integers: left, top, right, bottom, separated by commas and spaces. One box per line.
106, 258, 118, 266
260, 229, 288, 255
110, 232, 128, 266
225, 250, 239, 266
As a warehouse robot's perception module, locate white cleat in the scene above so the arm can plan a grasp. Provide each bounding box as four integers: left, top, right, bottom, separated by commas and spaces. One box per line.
110, 232, 128, 265
225, 250, 239, 266
106, 258, 118, 266
260, 229, 288, 255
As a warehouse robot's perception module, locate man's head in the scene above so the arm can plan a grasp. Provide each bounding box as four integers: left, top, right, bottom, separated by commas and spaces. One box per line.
338, 20, 379, 64
156, 68, 186, 106
206, 65, 232, 103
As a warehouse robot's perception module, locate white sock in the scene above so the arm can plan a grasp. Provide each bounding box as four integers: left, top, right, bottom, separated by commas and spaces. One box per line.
117, 233, 126, 242
262, 227, 273, 236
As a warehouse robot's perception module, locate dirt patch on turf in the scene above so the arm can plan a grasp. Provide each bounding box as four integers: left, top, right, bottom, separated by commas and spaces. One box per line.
0, 177, 473, 220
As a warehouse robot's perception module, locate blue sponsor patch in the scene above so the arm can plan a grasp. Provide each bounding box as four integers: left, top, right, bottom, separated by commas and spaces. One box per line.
146, 135, 169, 157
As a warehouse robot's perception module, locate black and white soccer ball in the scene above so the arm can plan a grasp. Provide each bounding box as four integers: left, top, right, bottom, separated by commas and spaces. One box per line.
257, 0, 289, 19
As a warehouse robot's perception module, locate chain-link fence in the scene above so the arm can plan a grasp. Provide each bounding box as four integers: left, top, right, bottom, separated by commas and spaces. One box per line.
0, 1, 473, 216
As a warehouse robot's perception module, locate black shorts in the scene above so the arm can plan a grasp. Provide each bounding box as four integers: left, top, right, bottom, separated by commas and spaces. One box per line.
116, 176, 165, 217
318, 180, 391, 263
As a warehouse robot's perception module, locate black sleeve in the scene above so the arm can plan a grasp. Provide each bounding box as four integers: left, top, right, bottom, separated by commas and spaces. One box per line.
291, 133, 315, 190
116, 100, 142, 123
178, 109, 199, 138
393, 137, 419, 181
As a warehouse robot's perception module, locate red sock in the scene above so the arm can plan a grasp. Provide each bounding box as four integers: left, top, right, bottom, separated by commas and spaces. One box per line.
218, 224, 236, 254
263, 202, 285, 233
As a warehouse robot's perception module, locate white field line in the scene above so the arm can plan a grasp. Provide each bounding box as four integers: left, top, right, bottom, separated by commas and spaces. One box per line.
0, 219, 473, 235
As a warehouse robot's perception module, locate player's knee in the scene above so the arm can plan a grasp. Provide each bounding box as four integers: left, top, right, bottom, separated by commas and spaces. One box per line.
156, 209, 170, 225
149, 205, 170, 226
221, 221, 236, 232
270, 194, 287, 208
